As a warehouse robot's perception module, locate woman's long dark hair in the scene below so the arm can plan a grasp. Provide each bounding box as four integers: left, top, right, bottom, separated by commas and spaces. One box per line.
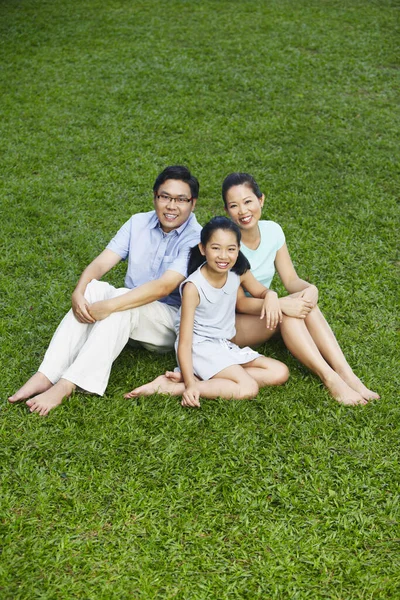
222, 172, 262, 206
188, 216, 250, 276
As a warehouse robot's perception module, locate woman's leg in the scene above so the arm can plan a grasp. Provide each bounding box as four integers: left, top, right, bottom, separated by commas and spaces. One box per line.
303, 306, 379, 400
232, 313, 278, 347
279, 314, 367, 405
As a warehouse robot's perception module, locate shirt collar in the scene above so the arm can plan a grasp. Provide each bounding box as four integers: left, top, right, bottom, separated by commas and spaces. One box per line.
149, 210, 197, 236
198, 267, 238, 303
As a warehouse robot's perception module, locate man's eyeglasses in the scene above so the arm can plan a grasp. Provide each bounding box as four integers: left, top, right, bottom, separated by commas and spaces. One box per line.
156, 193, 193, 205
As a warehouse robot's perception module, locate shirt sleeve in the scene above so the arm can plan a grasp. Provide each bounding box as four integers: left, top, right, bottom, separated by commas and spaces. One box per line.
274, 223, 286, 252
106, 218, 132, 260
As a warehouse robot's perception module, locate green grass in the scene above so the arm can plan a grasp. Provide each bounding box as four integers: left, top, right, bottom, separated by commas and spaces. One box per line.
0, 0, 399, 597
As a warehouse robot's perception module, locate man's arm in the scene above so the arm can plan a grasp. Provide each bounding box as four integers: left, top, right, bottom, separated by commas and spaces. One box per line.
87, 269, 185, 321
72, 249, 122, 323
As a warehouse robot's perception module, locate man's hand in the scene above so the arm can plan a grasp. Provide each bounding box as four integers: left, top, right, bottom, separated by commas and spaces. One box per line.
261, 291, 283, 330
72, 291, 95, 323
280, 296, 314, 319
181, 384, 201, 408
88, 300, 113, 322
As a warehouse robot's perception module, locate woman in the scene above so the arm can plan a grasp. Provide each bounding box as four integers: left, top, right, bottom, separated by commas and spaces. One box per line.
222, 172, 379, 406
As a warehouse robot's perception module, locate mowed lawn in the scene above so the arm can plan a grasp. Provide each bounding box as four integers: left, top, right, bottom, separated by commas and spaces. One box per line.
0, 0, 399, 598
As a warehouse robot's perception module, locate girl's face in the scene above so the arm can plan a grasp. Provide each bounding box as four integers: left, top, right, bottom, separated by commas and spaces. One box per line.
200, 229, 240, 274
224, 184, 264, 231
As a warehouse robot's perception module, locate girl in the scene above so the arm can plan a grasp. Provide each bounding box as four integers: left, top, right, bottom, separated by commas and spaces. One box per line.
223, 172, 380, 406
125, 217, 289, 407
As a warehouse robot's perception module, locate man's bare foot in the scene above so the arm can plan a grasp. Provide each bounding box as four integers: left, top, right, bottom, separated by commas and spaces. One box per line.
8, 372, 53, 403
124, 375, 184, 398
324, 373, 367, 406
337, 371, 380, 401
26, 379, 76, 416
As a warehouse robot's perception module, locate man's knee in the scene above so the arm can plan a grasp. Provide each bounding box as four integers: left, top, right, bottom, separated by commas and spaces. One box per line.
84, 280, 115, 303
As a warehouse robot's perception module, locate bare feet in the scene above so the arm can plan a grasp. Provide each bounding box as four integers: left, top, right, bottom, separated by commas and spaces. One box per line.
165, 370, 184, 382
324, 373, 367, 406
337, 371, 380, 401
26, 379, 76, 416
124, 374, 184, 398
8, 372, 53, 403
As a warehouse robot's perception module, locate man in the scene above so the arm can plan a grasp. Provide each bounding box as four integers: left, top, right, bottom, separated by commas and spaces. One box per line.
9, 165, 201, 415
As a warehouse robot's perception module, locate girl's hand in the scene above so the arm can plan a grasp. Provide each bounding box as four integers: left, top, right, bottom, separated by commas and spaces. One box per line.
299, 285, 318, 307
88, 300, 113, 321
261, 291, 283, 330
280, 296, 314, 319
181, 384, 201, 408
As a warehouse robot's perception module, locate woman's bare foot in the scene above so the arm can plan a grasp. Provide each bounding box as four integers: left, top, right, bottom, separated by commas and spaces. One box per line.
125, 374, 184, 398
26, 379, 76, 416
8, 372, 53, 403
337, 370, 380, 401
324, 373, 367, 406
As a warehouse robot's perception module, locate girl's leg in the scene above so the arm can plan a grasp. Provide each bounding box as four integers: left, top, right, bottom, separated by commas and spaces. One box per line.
126, 365, 260, 401
279, 314, 366, 405
126, 356, 288, 398
304, 306, 379, 400
243, 356, 289, 388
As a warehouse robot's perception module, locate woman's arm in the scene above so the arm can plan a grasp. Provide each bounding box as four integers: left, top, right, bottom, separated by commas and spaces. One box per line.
239, 271, 282, 330
177, 283, 201, 407
275, 243, 319, 306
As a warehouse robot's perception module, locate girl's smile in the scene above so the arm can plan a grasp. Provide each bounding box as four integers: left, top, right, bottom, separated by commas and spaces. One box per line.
200, 230, 240, 277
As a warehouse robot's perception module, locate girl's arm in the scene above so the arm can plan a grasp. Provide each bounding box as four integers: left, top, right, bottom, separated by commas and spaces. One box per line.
275, 243, 318, 306
177, 283, 201, 408
239, 271, 282, 330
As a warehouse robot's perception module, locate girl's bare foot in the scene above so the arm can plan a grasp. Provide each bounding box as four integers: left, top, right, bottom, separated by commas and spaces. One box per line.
124, 375, 184, 398
165, 370, 183, 382
8, 372, 53, 403
26, 379, 75, 416
337, 370, 380, 401
324, 373, 367, 406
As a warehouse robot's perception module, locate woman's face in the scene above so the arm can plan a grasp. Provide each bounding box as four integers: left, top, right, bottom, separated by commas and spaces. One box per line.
224, 184, 264, 231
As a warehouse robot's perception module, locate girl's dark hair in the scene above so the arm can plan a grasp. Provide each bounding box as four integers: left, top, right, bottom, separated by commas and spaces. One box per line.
187, 216, 251, 276
222, 172, 262, 206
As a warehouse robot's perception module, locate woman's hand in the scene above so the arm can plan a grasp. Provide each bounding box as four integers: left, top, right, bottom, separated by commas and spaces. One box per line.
299, 284, 318, 307
181, 384, 201, 408
279, 296, 314, 319
88, 299, 113, 321
261, 291, 283, 330
72, 291, 95, 323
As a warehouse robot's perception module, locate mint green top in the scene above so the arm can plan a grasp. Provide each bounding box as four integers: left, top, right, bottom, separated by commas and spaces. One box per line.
240, 220, 285, 289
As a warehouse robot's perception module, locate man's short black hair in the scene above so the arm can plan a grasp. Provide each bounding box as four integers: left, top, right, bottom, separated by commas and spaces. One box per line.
153, 165, 199, 199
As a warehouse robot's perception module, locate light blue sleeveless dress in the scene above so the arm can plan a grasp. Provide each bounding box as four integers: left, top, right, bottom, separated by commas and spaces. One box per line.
175, 266, 261, 380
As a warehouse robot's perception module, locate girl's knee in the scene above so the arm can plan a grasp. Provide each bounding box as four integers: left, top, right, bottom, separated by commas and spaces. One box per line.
273, 362, 290, 385
238, 379, 259, 400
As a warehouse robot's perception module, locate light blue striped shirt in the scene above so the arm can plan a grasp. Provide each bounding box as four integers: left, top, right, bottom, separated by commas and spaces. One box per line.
107, 210, 201, 307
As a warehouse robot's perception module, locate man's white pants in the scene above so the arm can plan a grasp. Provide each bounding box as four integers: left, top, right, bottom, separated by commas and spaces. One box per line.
38, 280, 178, 395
